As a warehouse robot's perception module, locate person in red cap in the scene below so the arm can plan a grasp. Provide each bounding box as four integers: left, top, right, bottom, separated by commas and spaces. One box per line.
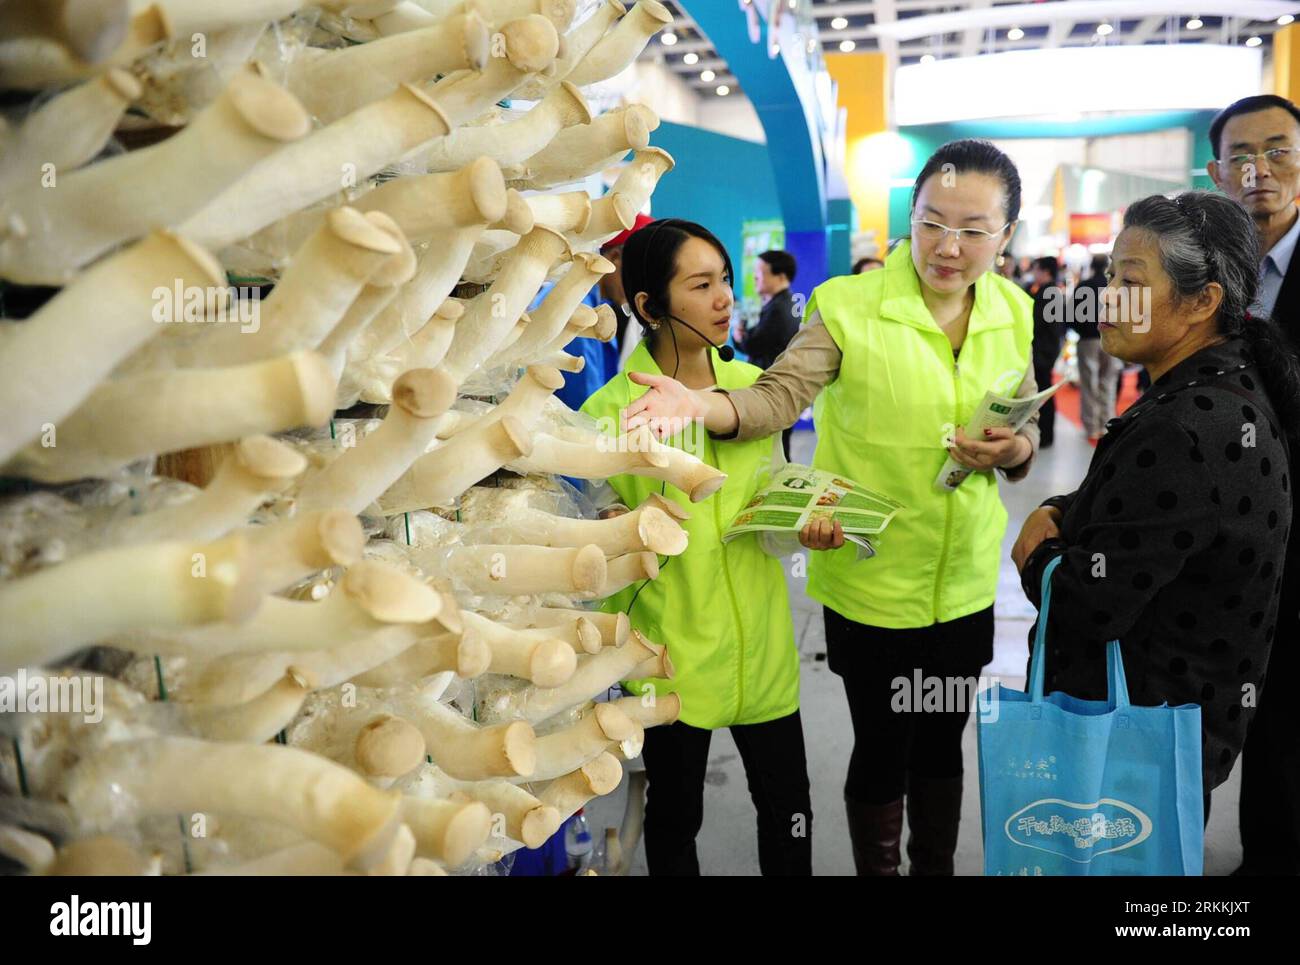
600, 212, 656, 364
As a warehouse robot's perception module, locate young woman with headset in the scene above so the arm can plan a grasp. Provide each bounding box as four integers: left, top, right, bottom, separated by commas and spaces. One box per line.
579, 218, 811, 876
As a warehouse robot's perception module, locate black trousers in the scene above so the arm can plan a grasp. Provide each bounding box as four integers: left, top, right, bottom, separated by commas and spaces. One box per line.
1237, 608, 1300, 872
640, 710, 813, 875
1033, 358, 1057, 444
825, 605, 995, 805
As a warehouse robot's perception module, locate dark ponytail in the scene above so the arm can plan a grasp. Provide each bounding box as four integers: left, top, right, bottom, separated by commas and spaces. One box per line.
1124, 191, 1300, 450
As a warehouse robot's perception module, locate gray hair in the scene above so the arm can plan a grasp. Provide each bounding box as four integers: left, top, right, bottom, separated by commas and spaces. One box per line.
1121, 191, 1259, 333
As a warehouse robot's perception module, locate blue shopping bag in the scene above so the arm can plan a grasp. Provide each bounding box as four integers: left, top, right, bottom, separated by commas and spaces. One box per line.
977, 556, 1204, 875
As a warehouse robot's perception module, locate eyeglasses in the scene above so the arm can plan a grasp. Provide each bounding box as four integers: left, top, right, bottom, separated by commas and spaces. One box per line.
1224, 147, 1300, 171
911, 219, 1009, 246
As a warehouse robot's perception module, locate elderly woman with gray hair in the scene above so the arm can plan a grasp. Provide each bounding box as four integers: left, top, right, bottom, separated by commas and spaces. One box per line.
1012, 191, 1300, 814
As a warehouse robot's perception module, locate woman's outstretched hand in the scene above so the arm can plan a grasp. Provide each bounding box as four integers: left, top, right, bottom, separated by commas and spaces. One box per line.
621, 372, 708, 439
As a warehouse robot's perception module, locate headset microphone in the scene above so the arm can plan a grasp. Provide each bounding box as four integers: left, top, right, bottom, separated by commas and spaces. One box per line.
667, 314, 735, 361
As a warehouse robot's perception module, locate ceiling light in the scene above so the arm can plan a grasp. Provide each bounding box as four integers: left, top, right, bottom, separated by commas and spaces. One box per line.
1246, 35, 1263, 46
839, 39, 856, 52
831, 16, 848, 30
700, 69, 716, 82
920, 53, 935, 64
1007, 26, 1023, 40
683, 52, 699, 65
1097, 22, 1113, 36
1280, 15, 1295, 26
1187, 17, 1203, 30
661, 32, 677, 46
716, 85, 731, 96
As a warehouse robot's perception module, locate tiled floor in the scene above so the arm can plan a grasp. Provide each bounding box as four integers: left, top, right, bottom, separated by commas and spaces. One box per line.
585, 415, 1245, 875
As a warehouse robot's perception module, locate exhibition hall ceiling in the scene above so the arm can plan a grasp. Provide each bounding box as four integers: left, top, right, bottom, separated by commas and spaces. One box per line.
639, 0, 1298, 103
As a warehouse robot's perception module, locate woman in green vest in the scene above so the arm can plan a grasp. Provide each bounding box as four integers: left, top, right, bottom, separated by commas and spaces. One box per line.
622, 141, 1040, 876
580, 218, 810, 876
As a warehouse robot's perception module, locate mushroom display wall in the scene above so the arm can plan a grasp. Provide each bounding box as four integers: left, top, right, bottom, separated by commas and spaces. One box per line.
0, 0, 704, 876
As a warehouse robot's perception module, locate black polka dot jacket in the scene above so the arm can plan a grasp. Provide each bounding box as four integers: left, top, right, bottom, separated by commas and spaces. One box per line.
1020, 337, 1293, 790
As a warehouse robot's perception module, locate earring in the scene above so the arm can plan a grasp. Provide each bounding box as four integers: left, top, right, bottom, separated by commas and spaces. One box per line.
996, 253, 1006, 267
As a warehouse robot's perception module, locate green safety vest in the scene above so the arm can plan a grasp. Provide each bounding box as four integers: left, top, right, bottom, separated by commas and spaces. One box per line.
805, 240, 1034, 628
580, 341, 800, 729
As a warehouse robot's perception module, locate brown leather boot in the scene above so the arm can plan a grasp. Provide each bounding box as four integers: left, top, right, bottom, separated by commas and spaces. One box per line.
844, 794, 903, 876
905, 774, 963, 876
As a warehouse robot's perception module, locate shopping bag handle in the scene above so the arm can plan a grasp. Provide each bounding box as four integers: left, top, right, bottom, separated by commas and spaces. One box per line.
1030, 554, 1132, 709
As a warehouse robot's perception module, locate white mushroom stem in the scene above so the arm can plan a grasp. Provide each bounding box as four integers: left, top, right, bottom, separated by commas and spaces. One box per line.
542, 351, 584, 373
198, 842, 345, 876
609, 146, 675, 214
43, 836, 159, 876
460, 611, 576, 687
125, 208, 406, 372
568, 192, 636, 248
0, 67, 310, 285
598, 550, 660, 597
538, 752, 623, 823
0, 68, 140, 193
350, 631, 490, 687
5, 350, 337, 483
183, 671, 314, 743
189, 593, 464, 702
354, 156, 506, 239
493, 252, 612, 366
611, 691, 682, 728
507, 428, 664, 481
526, 702, 637, 780
150, 0, 314, 35
513, 0, 625, 98
109, 436, 306, 545
534, 304, 616, 360
296, 368, 458, 514
380, 300, 463, 375
441, 225, 571, 383
0, 0, 133, 64
400, 796, 492, 866
372, 1, 438, 34
457, 781, 559, 848
353, 226, 485, 359
416, 0, 575, 30
0, 533, 257, 675
244, 509, 365, 594
503, 606, 629, 653
471, 364, 565, 434
355, 715, 428, 778
474, 503, 687, 558
515, 104, 651, 189
0, 825, 56, 874
395, 696, 537, 780
417, 15, 559, 125
523, 190, 592, 234
409, 81, 590, 173
377, 416, 533, 513
518, 630, 659, 724
65, 737, 402, 867
440, 543, 607, 597
289, 13, 490, 123
177, 81, 451, 252
0, 229, 223, 465
566, 0, 671, 87
519, 425, 726, 502
156, 559, 442, 658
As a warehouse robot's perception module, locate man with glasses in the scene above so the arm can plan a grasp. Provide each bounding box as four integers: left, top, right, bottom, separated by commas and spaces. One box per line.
1208, 93, 1300, 876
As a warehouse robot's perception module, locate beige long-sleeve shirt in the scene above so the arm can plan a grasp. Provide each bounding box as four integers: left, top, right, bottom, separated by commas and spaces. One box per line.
712, 310, 1041, 482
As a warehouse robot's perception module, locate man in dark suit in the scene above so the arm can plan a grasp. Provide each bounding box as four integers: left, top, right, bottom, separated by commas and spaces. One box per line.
1208, 93, 1300, 875
736, 249, 800, 459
